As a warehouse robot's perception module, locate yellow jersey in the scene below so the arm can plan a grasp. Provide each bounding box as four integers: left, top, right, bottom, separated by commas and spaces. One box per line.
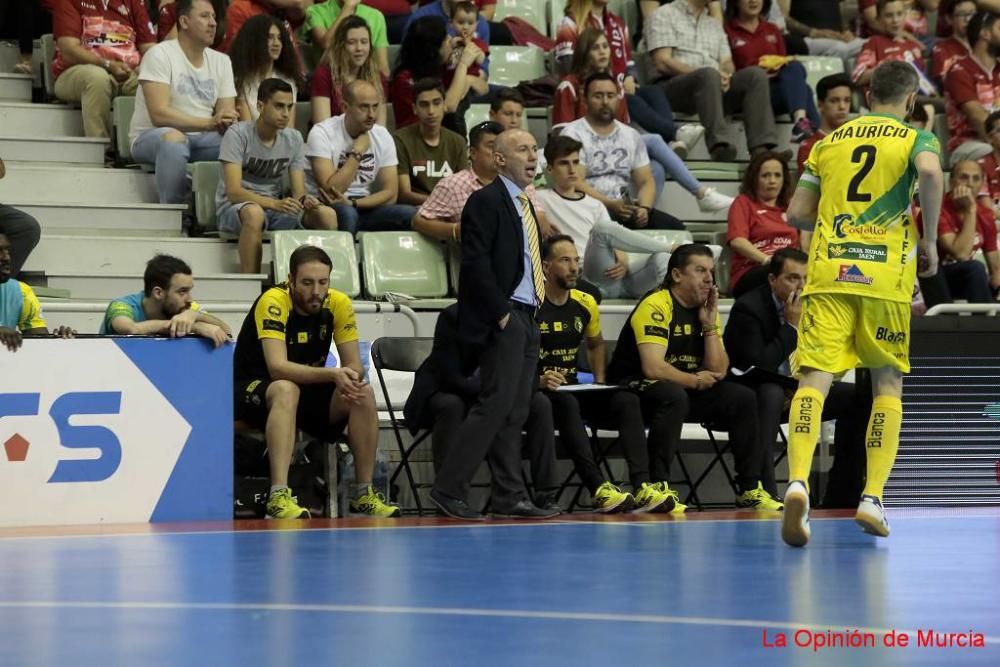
798, 112, 941, 304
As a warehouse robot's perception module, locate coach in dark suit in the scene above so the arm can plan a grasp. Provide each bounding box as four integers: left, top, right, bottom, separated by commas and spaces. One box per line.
724, 248, 868, 507
428, 129, 559, 520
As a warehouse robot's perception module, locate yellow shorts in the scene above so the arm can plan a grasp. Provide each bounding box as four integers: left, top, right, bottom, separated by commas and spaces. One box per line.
795, 293, 911, 375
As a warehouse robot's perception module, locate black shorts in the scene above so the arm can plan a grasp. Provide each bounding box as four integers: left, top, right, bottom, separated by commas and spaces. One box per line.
234, 378, 348, 441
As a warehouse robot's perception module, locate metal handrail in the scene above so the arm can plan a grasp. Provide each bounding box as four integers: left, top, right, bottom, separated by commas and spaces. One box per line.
925, 304, 1000, 316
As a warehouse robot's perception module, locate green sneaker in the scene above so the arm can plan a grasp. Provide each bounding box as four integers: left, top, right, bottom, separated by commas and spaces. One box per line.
633, 482, 677, 513
350, 485, 402, 517
737, 482, 784, 511
592, 481, 635, 513
266, 488, 311, 520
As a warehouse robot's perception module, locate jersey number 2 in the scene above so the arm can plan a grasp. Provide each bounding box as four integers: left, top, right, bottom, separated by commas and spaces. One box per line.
847, 145, 877, 203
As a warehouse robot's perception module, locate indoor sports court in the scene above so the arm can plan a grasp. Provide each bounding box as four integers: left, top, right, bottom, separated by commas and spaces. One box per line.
1, 509, 998, 665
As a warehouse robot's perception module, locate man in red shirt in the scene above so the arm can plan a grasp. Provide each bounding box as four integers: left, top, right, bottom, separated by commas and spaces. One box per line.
797, 73, 852, 173
976, 110, 1000, 211
51, 0, 156, 138
917, 159, 1000, 306
944, 11, 1000, 167
931, 0, 975, 86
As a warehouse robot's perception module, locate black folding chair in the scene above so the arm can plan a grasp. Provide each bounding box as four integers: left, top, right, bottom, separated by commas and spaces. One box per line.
370, 337, 435, 515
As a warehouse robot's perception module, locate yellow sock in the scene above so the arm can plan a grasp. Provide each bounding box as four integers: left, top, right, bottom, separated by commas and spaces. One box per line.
862, 396, 903, 500
787, 387, 826, 485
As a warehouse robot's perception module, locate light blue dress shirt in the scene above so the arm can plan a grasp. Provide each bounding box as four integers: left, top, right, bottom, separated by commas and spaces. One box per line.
499, 175, 540, 307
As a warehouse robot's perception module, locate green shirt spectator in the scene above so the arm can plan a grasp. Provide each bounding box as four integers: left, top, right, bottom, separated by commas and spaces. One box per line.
302, 0, 389, 75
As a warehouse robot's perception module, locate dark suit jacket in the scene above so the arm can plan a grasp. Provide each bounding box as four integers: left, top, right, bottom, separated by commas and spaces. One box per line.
723, 284, 798, 376
403, 304, 481, 434
456, 177, 541, 368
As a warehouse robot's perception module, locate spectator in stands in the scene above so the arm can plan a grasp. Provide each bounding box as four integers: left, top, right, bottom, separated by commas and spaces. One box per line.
51, 0, 156, 139
406, 0, 489, 45
606, 243, 782, 510
304, 0, 389, 76
535, 234, 680, 513
645, 0, 787, 163
99, 254, 231, 346
556, 0, 704, 158
857, 0, 934, 40
535, 135, 676, 299
394, 79, 469, 205
365, 0, 411, 45
0, 232, 73, 352
796, 73, 852, 172
728, 150, 801, 297
413, 121, 551, 240
556, 29, 733, 214
222, 0, 310, 53
233, 245, 400, 519
488, 87, 524, 129
561, 72, 685, 230
977, 110, 1000, 211
724, 0, 819, 143
130, 0, 238, 205
310, 15, 387, 125
403, 304, 561, 511
156, 0, 227, 46
230, 15, 304, 121
852, 1, 930, 89
449, 1, 492, 93
0, 159, 40, 279
945, 11, 1000, 166
932, 0, 975, 86
218, 79, 338, 273
747, 0, 864, 60
307, 79, 415, 234
0, 0, 49, 76
393, 16, 483, 136
723, 247, 868, 506
916, 160, 1000, 306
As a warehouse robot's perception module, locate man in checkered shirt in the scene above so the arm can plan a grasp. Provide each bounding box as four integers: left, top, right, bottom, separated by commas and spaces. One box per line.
644, 0, 787, 163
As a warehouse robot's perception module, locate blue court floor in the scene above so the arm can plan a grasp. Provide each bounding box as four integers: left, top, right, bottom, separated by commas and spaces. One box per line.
0, 510, 998, 666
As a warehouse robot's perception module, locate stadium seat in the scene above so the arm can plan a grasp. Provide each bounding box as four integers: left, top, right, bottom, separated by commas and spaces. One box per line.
40, 34, 55, 99
494, 0, 548, 36
370, 336, 435, 515
272, 230, 361, 297
464, 103, 491, 134
547, 0, 564, 39
799, 56, 845, 103
358, 231, 449, 299
294, 101, 310, 138
488, 46, 547, 89
387, 44, 400, 70
447, 241, 461, 295
112, 96, 135, 163
607, 0, 638, 38
190, 161, 221, 231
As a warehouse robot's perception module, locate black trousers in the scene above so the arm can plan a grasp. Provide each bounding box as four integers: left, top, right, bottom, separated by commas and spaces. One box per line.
0, 204, 41, 276
918, 260, 993, 308
752, 380, 869, 504
427, 390, 558, 493
544, 388, 650, 492
635, 380, 762, 493
0, 0, 50, 55
432, 307, 539, 508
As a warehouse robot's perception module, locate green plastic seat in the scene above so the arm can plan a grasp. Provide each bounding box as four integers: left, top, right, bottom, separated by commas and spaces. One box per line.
40, 33, 55, 98
488, 46, 547, 89
190, 161, 221, 231
272, 230, 361, 297
359, 232, 449, 299
798, 56, 845, 103
112, 96, 135, 163
494, 0, 548, 36
294, 101, 311, 138
464, 104, 491, 137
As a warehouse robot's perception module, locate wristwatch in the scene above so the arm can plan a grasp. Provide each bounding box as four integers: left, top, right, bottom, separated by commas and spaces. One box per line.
347, 150, 363, 162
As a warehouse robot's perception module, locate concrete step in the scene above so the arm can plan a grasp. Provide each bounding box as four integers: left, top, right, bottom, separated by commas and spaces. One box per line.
45, 272, 266, 302
0, 135, 107, 164
12, 202, 186, 236
0, 102, 83, 137
0, 164, 156, 204
0, 73, 32, 102
23, 235, 273, 275
656, 181, 740, 222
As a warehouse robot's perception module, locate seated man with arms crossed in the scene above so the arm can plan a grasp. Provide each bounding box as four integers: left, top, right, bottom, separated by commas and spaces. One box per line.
233, 245, 400, 519
100, 254, 230, 347
0, 233, 73, 352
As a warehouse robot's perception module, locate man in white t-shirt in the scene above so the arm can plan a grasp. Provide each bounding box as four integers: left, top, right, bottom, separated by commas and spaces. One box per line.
306, 80, 416, 235
560, 72, 684, 232
536, 134, 677, 299
130, 0, 238, 205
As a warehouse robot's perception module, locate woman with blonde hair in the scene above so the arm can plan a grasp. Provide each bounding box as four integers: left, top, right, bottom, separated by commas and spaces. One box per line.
310, 15, 387, 126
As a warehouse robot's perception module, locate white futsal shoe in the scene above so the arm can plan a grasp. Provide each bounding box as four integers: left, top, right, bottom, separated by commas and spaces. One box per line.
855, 494, 890, 537
781, 480, 811, 547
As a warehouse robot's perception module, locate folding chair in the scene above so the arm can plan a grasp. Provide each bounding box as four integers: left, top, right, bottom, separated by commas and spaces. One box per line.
370, 337, 435, 515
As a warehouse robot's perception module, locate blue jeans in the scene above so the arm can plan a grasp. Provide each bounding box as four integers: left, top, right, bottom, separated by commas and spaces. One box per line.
132, 127, 223, 204
626, 86, 676, 142
332, 203, 416, 236
769, 61, 819, 125
641, 135, 701, 195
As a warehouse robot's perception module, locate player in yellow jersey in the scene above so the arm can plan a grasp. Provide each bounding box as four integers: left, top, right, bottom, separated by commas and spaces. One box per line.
780, 61, 944, 546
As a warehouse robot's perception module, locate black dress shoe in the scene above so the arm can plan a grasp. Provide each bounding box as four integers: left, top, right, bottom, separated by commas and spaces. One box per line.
430, 489, 485, 520
534, 492, 562, 513
491, 499, 561, 519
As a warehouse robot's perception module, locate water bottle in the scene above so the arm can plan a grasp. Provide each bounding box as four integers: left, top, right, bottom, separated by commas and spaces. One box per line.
337, 452, 355, 517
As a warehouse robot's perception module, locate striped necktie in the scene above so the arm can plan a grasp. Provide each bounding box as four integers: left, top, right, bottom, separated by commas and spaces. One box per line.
517, 191, 545, 304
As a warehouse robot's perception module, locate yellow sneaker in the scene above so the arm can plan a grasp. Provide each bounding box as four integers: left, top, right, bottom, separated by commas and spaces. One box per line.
737, 482, 784, 511
266, 487, 311, 520
592, 481, 635, 513
670, 501, 688, 514
350, 485, 402, 517
633, 482, 677, 513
